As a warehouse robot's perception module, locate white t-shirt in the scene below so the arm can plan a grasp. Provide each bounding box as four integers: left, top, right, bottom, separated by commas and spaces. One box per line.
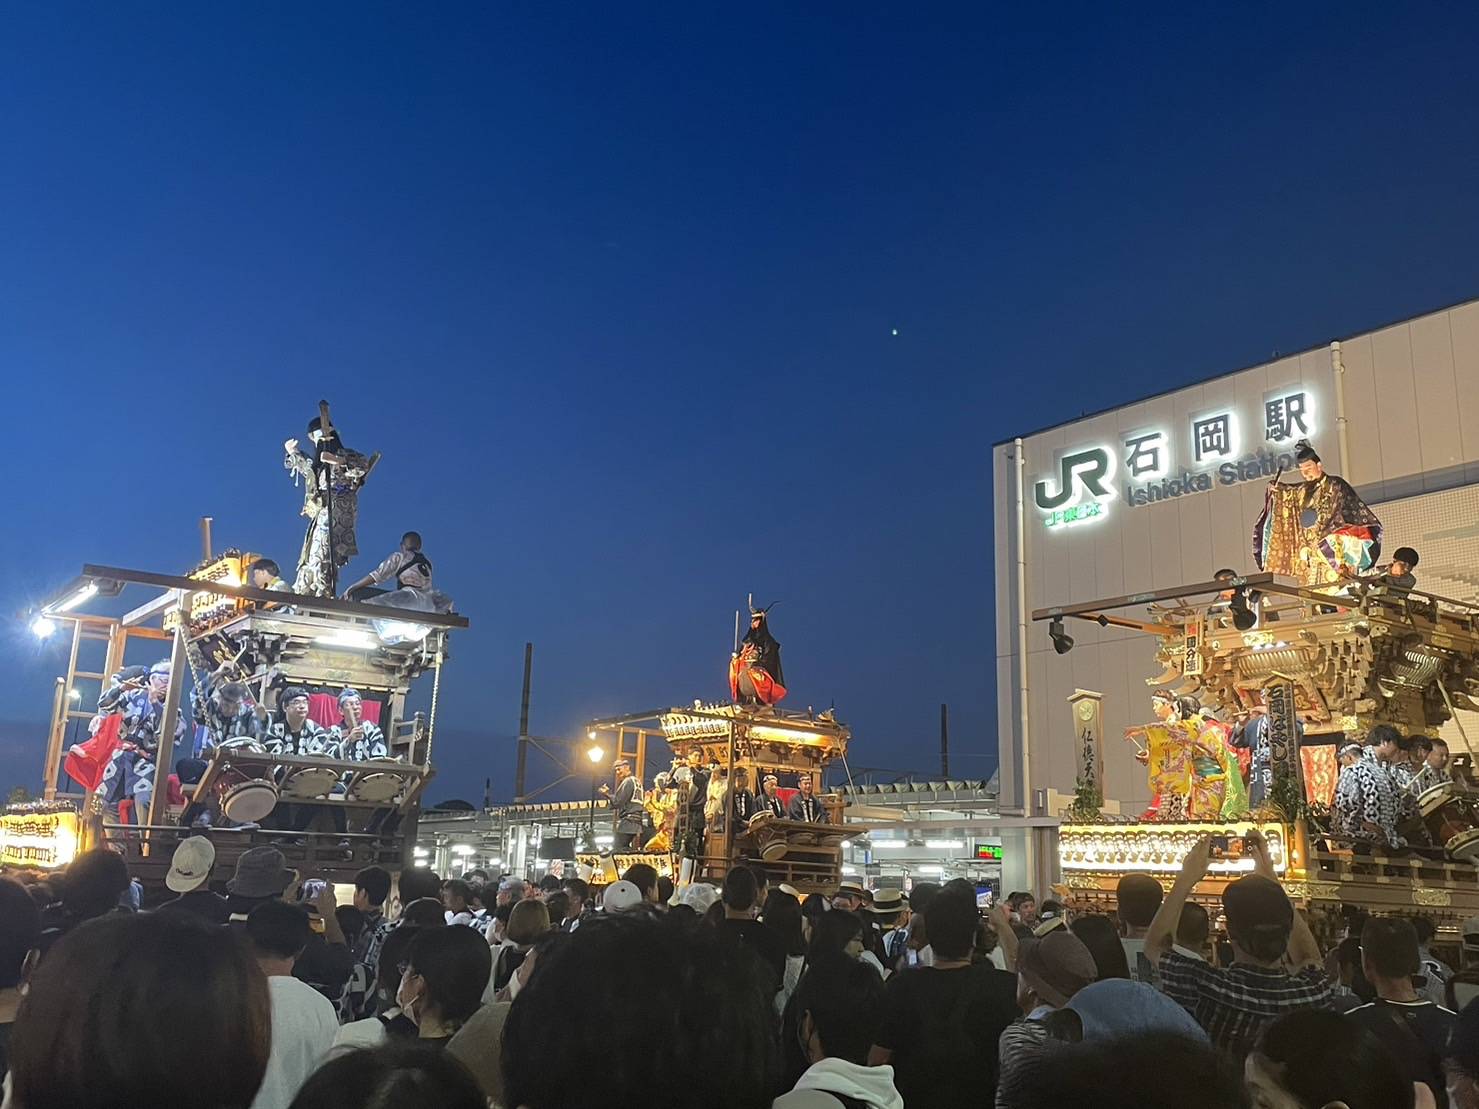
251, 975, 339, 1109
1121, 938, 1149, 982
330, 1011, 394, 1056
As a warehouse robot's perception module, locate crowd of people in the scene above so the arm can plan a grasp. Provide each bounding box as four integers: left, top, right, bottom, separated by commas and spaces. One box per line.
5, 832, 1479, 1108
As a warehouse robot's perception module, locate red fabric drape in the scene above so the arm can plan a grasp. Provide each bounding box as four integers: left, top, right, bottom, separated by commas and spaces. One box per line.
306, 693, 383, 729
64, 713, 124, 792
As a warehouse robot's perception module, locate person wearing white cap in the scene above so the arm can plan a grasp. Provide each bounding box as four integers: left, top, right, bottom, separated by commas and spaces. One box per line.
156, 836, 229, 924
600, 880, 645, 913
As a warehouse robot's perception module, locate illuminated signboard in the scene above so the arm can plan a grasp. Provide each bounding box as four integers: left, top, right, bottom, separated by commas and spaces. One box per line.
1035, 387, 1318, 527
974, 843, 1003, 861
1, 808, 80, 870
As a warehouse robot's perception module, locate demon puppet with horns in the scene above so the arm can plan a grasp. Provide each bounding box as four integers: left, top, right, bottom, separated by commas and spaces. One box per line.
730, 600, 787, 706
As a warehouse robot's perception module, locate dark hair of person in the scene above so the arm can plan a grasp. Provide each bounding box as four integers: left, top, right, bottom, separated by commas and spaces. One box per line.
793, 954, 887, 1065
9, 912, 270, 1109
246, 900, 312, 960
356, 865, 393, 907
1176, 902, 1210, 948
924, 888, 980, 960
1361, 916, 1420, 979
0, 877, 41, 988
288, 1042, 484, 1109
218, 680, 249, 702
24, 881, 54, 908
537, 873, 562, 894
543, 891, 571, 925
1038, 898, 1065, 920
401, 531, 423, 550
807, 910, 864, 964
401, 897, 450, 928
377, 925, 423, 1001
624, 863, 659, 900
1404, 735, 1433, 756
248, 557, 280, 577
492, 901, 515, 926
763, 890, 806, 958
722, 865, 759, 912
800, 892, 828, 922
1333, 936, 1375, 1003
1409, 915, 1436, 946
1449, 998, 1479, 1083
657, 876, 675, 905
502, 913, 777, 1109
398, 867, 442, 906
1432, 737, 1449, 752
941, 877, 975, 898
1116, 874, 1165, 929
1006, 1030, 1245, 1109
1007, 891, 1032, 909
1252, 1010, 1413, 1109
704, 899, 727, 927
1368, 723, 1403, 749
669, 903, 698, 923
1069, 914, 1130, 979
406, 926, 493, 1027
335, 905, 368, 948
908, 881, 941, 916
442, 879, 472, 905
562, 876, 590, 907
58, 848, 130, 918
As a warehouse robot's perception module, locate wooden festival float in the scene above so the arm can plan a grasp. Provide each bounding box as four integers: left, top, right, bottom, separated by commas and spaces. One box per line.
575, 702, 853, 894
3, 546, 466, 888
1037, 572, 1479, 935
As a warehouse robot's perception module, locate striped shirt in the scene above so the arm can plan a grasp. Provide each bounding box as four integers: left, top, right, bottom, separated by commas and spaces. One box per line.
1158, 950, 1331, 1061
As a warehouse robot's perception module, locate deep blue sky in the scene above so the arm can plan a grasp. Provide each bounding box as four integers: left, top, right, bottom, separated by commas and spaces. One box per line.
4, 5, 1479, 802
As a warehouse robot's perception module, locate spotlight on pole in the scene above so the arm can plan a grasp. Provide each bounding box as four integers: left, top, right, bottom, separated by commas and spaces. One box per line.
587, 744, 605, 765
1049, 617, 1074, 655
31, 616, 57, 639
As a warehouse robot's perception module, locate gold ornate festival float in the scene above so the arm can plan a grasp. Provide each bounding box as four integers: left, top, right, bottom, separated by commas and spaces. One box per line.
576, 701, 853, 893
7, 545, 466, 889
1037, 571, 1479, 928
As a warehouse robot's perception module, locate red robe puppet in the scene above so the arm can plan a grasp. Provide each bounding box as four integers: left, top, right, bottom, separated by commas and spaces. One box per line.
729, 608, 787, 706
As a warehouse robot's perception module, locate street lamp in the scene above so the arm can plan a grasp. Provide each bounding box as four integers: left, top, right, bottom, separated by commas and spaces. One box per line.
31, 617, 56, 639
587, 743, 605, 851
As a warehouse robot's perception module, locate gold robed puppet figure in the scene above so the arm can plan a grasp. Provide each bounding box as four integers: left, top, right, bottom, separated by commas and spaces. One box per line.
642, 772, 679, 852
1125, 692, 1249, 822
1253, 440, 1381, 587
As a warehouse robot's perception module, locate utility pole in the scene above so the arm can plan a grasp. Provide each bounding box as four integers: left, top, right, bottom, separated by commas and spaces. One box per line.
514, 643, 533, 801
940, 703, 950, 778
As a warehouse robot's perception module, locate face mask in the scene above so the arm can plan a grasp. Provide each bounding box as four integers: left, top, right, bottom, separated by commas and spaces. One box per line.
397, 972, 421, 1023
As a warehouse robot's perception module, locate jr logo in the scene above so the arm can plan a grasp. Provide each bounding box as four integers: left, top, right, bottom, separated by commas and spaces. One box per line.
1034, 447, 1113, 511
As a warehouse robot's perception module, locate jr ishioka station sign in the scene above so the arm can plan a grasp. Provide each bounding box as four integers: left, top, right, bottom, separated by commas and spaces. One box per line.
1035, 388, 1316, 527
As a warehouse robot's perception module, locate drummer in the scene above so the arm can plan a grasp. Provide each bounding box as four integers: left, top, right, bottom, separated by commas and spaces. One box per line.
263, 687, 345, 838
263, 687, 336, 757
730, 767, 758, 831
178, 679, 267, 828
332, 689, 389, 761
757, 772, 786, 818
1414, 737, 1451, 794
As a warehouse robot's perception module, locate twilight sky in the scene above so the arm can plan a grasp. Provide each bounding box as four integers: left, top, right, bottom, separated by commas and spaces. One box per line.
4, 4, 1479, 801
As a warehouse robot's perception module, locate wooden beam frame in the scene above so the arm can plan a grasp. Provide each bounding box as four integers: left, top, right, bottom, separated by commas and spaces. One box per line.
79, 564, 469, 629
